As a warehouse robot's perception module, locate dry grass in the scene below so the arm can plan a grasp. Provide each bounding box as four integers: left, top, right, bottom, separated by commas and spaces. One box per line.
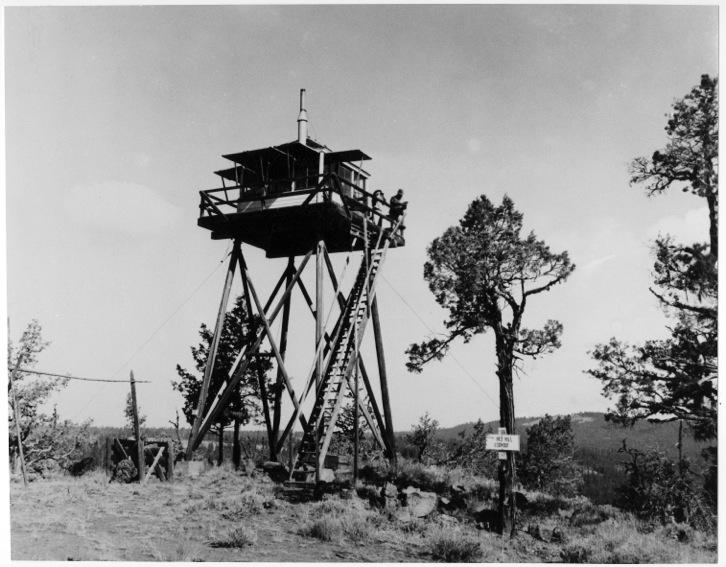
298, 516, 343, 541
297, 497, 377, 543
9, 467, 718, 563
428, 526, 482, 562
209, 525, 258, 548
147, 536, 205, 561
560, 517, 717, 563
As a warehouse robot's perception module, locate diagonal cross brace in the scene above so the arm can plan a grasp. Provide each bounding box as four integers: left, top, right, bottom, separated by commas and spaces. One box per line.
241, 258, 309, 440
188, 249, 313, 453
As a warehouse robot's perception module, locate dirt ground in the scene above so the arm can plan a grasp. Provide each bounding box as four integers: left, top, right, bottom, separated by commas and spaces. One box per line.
9, 468, 439, 562
9, 466, 717, 563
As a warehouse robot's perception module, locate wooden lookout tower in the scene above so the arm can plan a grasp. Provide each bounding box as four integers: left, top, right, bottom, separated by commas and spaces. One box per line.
186, 90, 406, 484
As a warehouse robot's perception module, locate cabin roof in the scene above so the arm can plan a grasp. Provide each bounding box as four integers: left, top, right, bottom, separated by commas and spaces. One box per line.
222, 140, 318, 167
214, 139, 371, 183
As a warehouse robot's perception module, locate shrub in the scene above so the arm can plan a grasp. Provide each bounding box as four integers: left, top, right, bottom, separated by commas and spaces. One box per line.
569, 501, 618, 527
221, 493, 264, 520
519, 415, 582, 497
341, 516, 369, 543
209, 526, 258, 548
560, 544, 590, 563
398, 517, 428, 536
405, 413, 440, 462
616, 442, 712, 528
394, 460, 450, 493
298, 516, 342, 541
356, 484, 380, 505
443, 420, 498, 478
428, 528, 482, 562
522, 490, 579, 517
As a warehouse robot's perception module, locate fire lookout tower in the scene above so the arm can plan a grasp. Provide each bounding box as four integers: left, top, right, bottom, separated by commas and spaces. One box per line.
186, 90, 405, 484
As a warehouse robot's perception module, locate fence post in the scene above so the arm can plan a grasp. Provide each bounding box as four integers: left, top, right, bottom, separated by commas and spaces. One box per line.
9, 357, 28, 488
129, 371, 145, 483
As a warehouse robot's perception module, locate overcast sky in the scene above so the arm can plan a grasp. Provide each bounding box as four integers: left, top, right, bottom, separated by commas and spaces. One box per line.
5, 5, 717, 431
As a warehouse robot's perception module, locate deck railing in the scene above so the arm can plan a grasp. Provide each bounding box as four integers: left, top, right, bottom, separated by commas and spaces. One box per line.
198, 173, 405, 235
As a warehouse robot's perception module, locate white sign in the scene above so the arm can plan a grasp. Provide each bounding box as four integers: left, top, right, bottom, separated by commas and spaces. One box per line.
485, 433, 520, 452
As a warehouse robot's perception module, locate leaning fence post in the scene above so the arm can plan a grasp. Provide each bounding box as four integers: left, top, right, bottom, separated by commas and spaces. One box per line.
166, 438, 175, 482
129, 370, 145, 483
9, 357, 28, 488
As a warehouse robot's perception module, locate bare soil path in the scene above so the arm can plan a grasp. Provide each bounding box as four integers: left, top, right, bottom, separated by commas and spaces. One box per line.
10, 470, 432, 562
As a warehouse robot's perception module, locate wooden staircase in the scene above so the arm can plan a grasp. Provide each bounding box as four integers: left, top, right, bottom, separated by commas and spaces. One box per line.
289, 219, 399, 484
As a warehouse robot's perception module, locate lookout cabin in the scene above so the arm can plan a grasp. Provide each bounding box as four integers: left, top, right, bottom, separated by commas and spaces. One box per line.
197, 92, 406, 258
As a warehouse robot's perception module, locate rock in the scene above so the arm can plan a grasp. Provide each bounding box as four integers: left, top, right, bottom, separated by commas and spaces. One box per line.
333, 468, 354, 483
356, 484, 380, 506
318, 468, 335, 483
347, 495, 368, 511
674, 524, 693, 543
527, 524, 543, 541
262, 499, 278, 510
449, 484, 470, 509
261, 461, 288, 483
473, 506, 499, 531
111, 458, 137, 483
67, 456, 95, 477
395, 508, 413, 523
438, 514, 458, 526
176, 460, 207, 479
382, 482, 398, 498
381, 481, 399, 510
402, 486, 438, 518
550, 527, 566, 544
514, 491, 528, 508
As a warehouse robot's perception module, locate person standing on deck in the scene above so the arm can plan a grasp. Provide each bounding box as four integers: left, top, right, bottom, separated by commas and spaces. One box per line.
389, 189, 407, 221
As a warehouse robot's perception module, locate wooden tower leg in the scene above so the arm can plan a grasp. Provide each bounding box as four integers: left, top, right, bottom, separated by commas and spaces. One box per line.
238, 248, 274, 460
186, 241, 239, 460
353, 349, 360, 483
315, 240, 324, 482
371, 296, 397, 465
272, 257, 294, 458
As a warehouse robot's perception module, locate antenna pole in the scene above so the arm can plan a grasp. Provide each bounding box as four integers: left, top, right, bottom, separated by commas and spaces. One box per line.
297, 88, 308, 144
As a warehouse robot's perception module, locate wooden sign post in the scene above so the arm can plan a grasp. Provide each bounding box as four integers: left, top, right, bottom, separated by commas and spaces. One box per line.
487, 426, 520, 535
486, 427, 520, 459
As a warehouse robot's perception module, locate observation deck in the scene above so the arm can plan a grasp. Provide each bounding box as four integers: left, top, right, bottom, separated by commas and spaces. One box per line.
197, 140, 406, 258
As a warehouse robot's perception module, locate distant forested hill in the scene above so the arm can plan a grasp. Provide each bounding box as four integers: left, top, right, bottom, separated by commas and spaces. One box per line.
426, 412, 712, 504
434, 411, 706, 459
